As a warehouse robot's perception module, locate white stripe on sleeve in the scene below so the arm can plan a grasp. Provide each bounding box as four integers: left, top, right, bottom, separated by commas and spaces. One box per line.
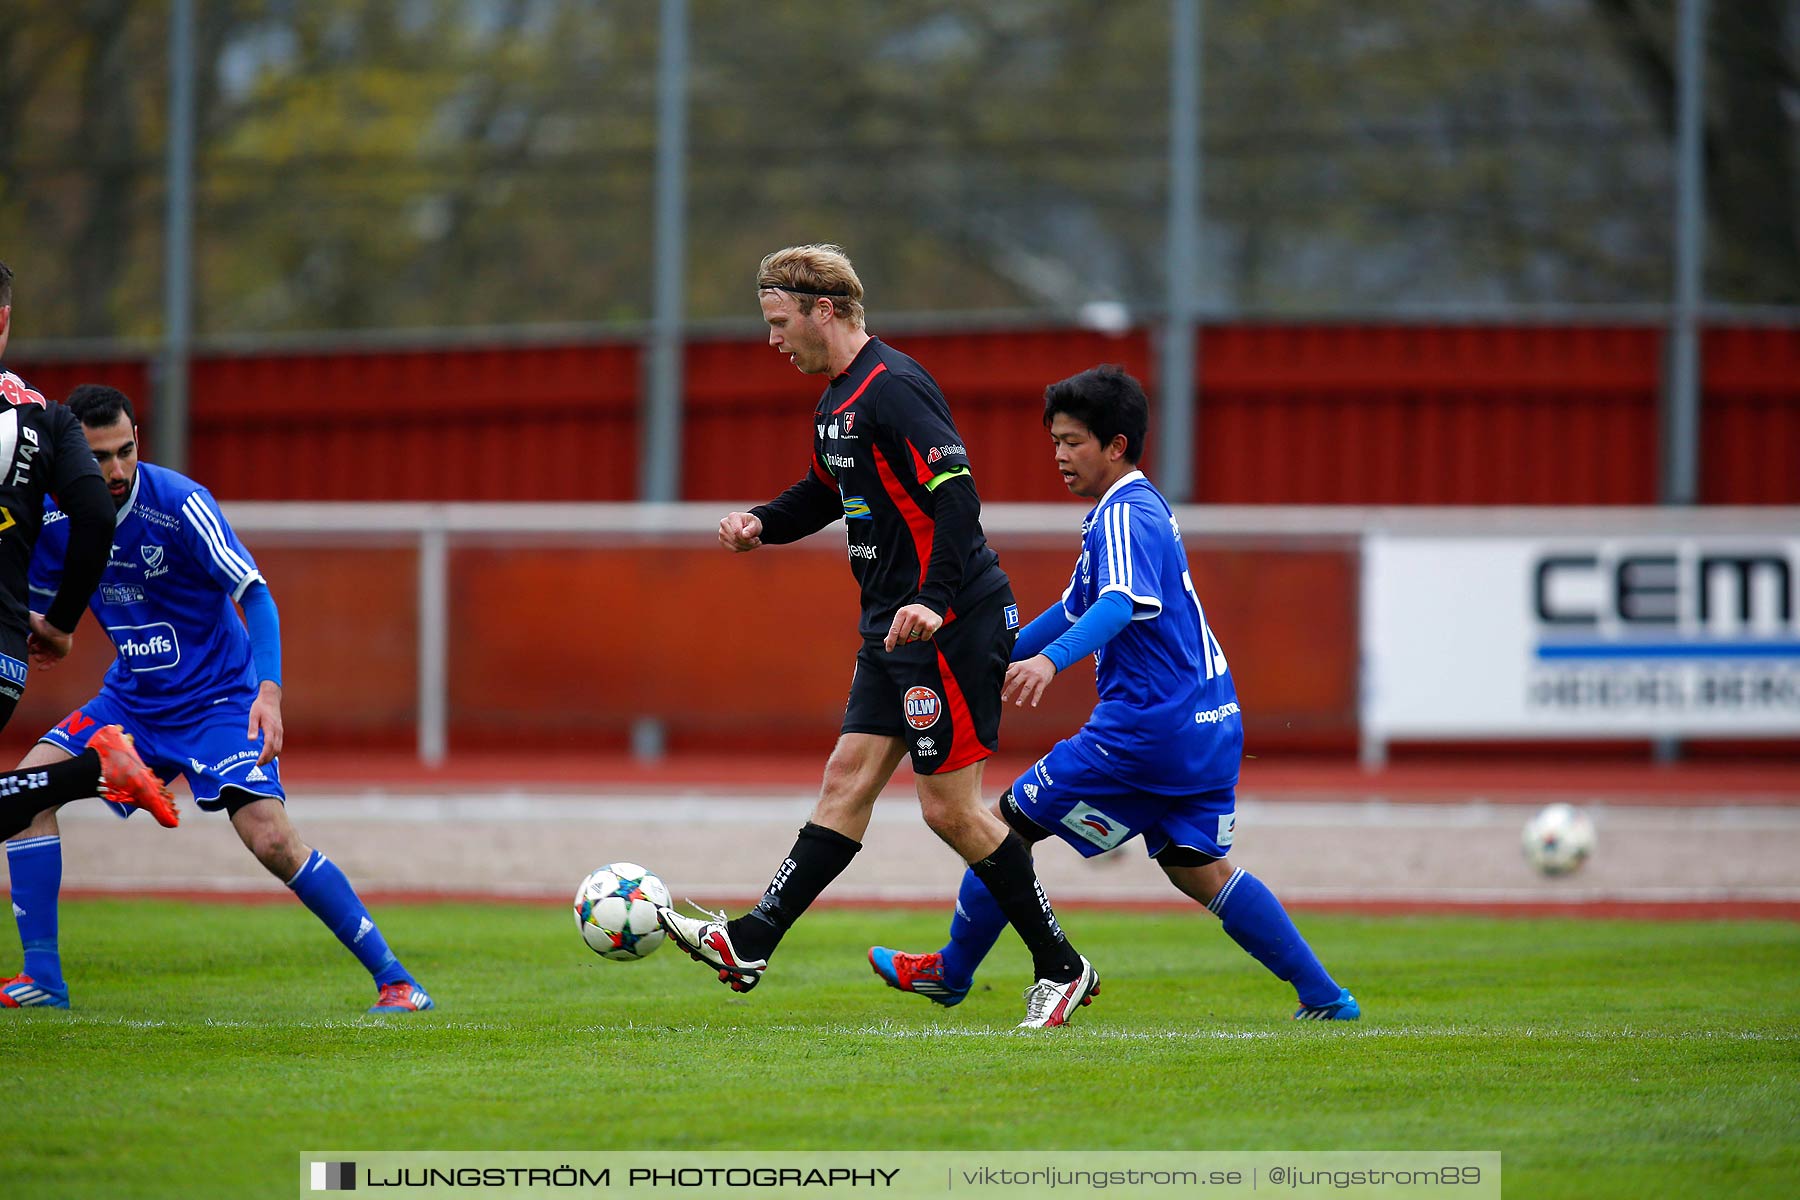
1120, 502, 1133, 590
1104, 504, 1121, 588
182, 494, 255, 582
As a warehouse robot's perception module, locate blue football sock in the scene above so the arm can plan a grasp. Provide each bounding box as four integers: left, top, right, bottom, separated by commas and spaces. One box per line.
286, 849, 409, 987
1209, 868, 1339, 1007
6, 835, 65, 990
937, 867, 1007, 990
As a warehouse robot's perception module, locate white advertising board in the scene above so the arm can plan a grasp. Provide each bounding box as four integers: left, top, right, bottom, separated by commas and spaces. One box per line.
1363, 534, 1800, 738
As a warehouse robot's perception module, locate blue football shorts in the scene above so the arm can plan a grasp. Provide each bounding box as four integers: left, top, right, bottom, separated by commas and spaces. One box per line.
1007, 736, 1237, 862
40, 690, 286, 813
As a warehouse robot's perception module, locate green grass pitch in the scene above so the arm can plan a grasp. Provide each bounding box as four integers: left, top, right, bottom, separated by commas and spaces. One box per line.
0, 900, 1794, 1199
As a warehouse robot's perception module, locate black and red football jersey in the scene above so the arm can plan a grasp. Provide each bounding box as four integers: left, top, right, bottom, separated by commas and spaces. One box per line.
755, 338, 1008, 640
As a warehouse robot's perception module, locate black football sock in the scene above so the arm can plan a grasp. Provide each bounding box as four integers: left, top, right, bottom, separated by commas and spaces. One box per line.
0, 751, 103, 842
728, 822, 861, 961
968, 831, 1084, 983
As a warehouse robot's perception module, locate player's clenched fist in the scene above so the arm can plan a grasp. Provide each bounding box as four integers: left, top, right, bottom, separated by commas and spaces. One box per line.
883, 603, 943, 653
719, 511, 764, 552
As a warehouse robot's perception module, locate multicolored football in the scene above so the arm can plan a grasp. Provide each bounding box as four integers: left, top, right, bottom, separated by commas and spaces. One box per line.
573, 862, 672, 961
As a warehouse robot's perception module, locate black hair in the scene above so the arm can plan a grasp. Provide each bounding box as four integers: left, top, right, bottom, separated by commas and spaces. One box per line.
1041, 364, 1149, 464
0, 260, 12, 308
66, 383, 137, 428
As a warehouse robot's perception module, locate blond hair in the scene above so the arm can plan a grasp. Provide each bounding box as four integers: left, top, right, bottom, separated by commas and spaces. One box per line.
756, 244, 866, 328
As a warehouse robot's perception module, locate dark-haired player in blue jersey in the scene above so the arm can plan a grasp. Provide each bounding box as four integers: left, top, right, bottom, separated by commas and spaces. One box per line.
870, 365, 1359, 1021
0, 384, 432, 1013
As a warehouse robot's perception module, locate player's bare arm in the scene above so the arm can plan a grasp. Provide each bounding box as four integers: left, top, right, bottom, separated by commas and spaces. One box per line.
719, 511, 764, 552
1002, 655, 1056, 707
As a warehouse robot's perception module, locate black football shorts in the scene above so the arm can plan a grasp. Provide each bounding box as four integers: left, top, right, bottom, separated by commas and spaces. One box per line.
0, 624, 27, 734
841, 586, 1019, 774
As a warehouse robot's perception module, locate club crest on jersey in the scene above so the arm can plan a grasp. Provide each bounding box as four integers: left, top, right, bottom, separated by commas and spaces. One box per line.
141, 544, 165, 571
903, 686, 941, 730
843, 413, 855, 434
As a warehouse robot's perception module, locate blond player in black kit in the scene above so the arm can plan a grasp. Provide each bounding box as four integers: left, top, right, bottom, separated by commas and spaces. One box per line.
656, 245, 1099, 1028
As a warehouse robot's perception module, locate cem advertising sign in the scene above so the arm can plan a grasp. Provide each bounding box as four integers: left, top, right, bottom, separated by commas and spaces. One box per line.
1363, 535, 1800, 738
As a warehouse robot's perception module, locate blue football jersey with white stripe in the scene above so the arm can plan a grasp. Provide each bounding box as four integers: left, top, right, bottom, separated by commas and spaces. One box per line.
30, 462, 264, 720
1060, 470, 1242, 793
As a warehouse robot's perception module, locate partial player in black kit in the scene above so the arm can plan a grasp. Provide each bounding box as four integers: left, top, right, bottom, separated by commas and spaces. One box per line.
0, 261, 177, 861
656, 244, 1099, 1027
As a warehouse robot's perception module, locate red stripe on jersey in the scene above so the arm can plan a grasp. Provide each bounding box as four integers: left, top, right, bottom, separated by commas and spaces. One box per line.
812, 456, 835, 486
933, 645, 990, 772
874, 444, 933, 586
908, 441, 936, 487
831, 362, 887, 415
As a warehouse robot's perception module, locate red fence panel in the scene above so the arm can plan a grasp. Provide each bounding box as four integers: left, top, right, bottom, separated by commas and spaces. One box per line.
1196, 325, 1663, 504
187, 343, 642, 500
11, 322, 1797, 505
1703, 327, 1800, 504
680, 334, 821, 504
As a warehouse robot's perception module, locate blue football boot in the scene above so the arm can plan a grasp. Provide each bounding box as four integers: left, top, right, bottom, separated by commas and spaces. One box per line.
0, 974, 70, 1009
1294, 987, 1360, 1021
868, 947, 970, 1008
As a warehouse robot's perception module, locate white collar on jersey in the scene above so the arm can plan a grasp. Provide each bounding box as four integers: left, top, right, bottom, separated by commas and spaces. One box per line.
1096, 468, 1147, 507
115, 468, 141, 523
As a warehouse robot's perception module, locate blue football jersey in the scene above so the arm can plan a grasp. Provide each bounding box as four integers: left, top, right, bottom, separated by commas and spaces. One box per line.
31, 462, 264, 720
1059, 470, 1243, 793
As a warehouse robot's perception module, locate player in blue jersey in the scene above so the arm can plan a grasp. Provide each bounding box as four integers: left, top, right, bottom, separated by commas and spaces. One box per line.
869, 365, 1359, 1021
0, 384, 433, 1013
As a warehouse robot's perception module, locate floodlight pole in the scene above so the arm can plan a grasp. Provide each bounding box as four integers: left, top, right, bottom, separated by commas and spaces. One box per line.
643, 0, 689, 505
1655, 0, 1707, 766
633, 0, 689, 762
1661, 0, 1707, 506
1157, 0, 1202, 502
159, 0, 196, 473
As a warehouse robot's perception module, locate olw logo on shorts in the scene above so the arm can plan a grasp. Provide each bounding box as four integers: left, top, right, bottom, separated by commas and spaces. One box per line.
903, 686, 941, 730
